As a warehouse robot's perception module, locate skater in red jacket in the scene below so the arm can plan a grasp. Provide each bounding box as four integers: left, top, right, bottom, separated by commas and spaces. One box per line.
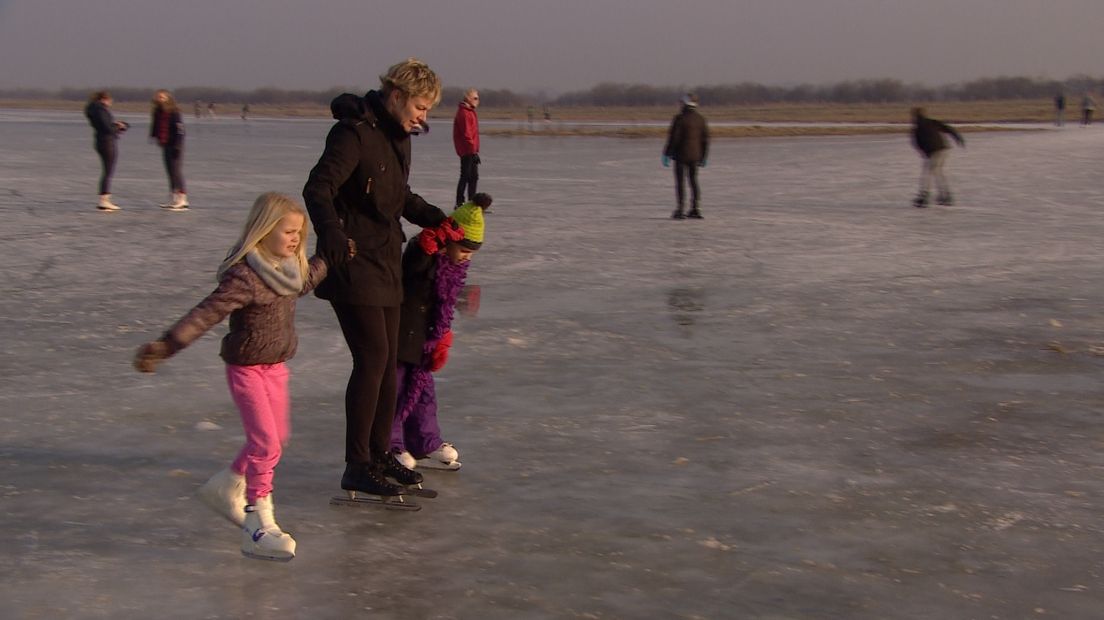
453, 88, 481, 207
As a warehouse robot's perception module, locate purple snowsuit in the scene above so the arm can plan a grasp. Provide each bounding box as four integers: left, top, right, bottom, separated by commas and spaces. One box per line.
391, 244, 469, 457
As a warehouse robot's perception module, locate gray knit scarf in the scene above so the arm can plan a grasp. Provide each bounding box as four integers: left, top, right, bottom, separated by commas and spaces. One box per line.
245, 249, 303, 296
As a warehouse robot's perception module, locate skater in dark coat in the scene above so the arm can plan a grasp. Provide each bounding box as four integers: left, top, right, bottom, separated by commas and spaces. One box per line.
391, 195, 490, 472
84, 90, 129, 211
302, 58, 452, 499
663, 93, 709, 219
911, 107, 964, 208
150, 89, 188, 210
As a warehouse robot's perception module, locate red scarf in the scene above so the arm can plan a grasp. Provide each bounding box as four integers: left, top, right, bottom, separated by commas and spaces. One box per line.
156, 110, 170, 145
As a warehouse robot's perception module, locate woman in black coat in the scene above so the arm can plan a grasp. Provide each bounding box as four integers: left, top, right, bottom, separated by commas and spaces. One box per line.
303, 58, 451, 498
84, 90, 128, 211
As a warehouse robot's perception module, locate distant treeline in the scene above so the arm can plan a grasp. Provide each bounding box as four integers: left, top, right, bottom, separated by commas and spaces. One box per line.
3, 76, 1102, 107
0, 85, 529, 108
556, 76, 1104, 106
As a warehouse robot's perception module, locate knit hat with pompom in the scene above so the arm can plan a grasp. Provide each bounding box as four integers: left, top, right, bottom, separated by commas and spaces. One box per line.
450, 203, 484, 249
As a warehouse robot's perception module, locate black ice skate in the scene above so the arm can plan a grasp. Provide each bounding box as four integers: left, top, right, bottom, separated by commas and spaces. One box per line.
379, 452, 437, 499
913, 192, 929, 208
687, 209, 703, 219
937, 193, 954, 206
671, 209, 686, 220
330, 462, 419, 511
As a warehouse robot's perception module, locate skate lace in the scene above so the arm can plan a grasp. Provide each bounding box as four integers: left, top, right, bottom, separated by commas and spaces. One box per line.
380, 452, 421, 484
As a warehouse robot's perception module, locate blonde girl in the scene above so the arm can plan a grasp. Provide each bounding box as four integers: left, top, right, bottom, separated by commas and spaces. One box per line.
134, 192, 347, 561
150, 89, 188, 209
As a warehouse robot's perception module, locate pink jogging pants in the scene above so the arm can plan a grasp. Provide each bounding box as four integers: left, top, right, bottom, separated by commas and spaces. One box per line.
225, 363, 290, 504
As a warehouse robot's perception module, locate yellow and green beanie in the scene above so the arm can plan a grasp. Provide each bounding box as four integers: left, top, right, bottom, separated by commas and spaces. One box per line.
451, 203, 484, 249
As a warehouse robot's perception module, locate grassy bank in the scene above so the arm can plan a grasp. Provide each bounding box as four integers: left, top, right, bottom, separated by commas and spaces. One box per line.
2, 98, 1055, 138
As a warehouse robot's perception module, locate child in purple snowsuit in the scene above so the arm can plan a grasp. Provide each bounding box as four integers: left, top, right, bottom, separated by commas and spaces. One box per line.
391, 195, 489, 470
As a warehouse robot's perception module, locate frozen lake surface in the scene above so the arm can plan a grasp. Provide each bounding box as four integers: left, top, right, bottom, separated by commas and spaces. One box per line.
1, 109, 1103, 618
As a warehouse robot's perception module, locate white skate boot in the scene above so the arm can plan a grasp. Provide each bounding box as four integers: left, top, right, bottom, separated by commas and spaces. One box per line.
417, 442, 461, 470
161, 192, 189, 210
97, 194, 120, 211
395, 450, 417, 470
241, 495, 296, 561
197, 468, 246, 527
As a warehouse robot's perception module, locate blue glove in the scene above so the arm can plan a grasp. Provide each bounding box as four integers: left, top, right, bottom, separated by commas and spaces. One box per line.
699, 158, 707, 168
662, 155, 670, 168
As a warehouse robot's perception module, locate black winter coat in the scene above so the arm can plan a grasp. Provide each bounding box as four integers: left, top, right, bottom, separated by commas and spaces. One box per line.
303, 91, 447, 306
912, 115, 962, 157
149, 110, 184, 149
85, 101, 118, 140
396, 241, 437, 364
664, 106, 709, 163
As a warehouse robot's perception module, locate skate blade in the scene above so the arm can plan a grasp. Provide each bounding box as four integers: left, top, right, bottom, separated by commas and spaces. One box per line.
416, 459, 461, 471
404, 485, 438, 499
330, 491, 421, 511
241, 549, 295, 562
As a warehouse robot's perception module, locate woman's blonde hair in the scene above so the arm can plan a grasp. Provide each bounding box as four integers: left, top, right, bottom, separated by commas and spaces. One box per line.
379, 58, 442, 106
217, 192, 310, 280
151, 89, 179, 113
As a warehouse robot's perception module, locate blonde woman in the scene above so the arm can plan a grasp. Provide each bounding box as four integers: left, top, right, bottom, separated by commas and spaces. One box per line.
150, 89, 188, 209
134, 192, 348, 561
303, 58, 454, 502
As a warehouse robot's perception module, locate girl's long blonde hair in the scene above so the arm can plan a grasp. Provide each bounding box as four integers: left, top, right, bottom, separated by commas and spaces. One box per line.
217, 192, 310, 280
151, 89, 180, 113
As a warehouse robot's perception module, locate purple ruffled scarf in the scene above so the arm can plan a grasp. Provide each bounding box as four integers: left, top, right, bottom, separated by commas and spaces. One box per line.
398, 255, 470, 419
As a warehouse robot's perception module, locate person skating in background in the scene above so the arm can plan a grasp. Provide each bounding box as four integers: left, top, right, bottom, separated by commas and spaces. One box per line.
453, 88, 481, 207
84, 90, 129, 211
302, 58, 452, 501
150, 89, 188, 210
392, 194, 490, 471
663, 93, 709, 220
1054, 92, 1066, 126
1081, 93, 1095, 126
911, 107, 965, 208
133, 192, 340, 561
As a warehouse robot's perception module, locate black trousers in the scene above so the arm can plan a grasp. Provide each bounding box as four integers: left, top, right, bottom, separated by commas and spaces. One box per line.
330, 302, 400, 464
456, 154, 479, 206
94, 137, 117, 195
674, 160, 700, 212
161, 146, 185, 192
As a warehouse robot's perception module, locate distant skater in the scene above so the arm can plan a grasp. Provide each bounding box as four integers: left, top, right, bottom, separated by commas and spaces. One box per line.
911, 107, 965, 208
453, 88, 481, 207
1054, 92, 1066, 126
663, 93, 710, 219
83, 90, 129, 211
134, 192, 340, 561
151, 89, 188, 210
302, 58, 451, 503
241, 103, 250, 121
392, 195, 490, 471
1081, 93, 1095, 126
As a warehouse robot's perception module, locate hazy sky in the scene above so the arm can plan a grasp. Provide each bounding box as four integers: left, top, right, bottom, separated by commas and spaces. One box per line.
2, 0, 1102, 93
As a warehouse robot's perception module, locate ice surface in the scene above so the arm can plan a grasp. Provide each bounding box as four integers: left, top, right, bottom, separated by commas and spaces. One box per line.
1, 110, 1103, 618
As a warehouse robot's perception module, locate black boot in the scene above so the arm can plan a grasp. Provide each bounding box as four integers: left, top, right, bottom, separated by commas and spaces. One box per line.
913, 192, 929, 208
671, 209, 686, 220
687, 209, 703, 219
341, 462, 403, 497
378, 451, 424, 486
937, 192, 954, 206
